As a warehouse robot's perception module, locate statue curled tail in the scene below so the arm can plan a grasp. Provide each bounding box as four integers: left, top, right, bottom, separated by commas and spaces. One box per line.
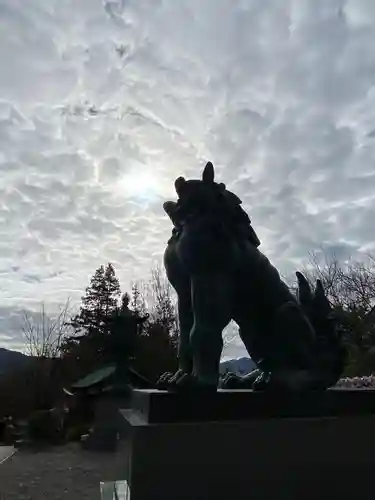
222, 271, 346, 392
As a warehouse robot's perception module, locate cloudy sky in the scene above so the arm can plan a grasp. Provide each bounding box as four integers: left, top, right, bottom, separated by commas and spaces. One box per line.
1, 0, 375, 358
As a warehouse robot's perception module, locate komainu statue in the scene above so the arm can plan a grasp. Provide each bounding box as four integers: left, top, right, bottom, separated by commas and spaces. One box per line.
157, 162, 346, 393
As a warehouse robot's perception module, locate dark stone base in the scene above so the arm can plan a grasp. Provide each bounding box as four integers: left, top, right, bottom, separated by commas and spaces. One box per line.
83, 395, 130, 451
131, 387, 375, 423
120, 389, 375, 500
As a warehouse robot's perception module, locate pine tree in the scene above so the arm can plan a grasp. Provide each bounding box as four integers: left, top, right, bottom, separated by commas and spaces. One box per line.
66, 263, 121, 365
71, 263, 121, 336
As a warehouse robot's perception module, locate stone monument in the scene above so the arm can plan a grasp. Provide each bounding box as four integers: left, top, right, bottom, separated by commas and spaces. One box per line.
65, 294, 152, 450
118, 163, 375, 500
158, 161, 346, 393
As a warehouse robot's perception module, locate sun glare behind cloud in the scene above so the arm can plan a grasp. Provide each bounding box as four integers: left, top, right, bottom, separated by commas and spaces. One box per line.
119, 169, 160, 199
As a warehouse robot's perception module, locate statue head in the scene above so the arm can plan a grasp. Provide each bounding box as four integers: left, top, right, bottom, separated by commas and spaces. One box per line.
173, 161, 225, 197
164, 162, 228, 225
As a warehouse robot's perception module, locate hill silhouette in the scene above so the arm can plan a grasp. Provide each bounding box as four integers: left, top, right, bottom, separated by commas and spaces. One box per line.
0, 348, 30, 376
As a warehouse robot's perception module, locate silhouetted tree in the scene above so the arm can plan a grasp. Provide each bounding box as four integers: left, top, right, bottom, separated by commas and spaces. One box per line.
20, 299, 74, 410
129, 282, 148, 321
149, 264, 179, 341
129, 265, 178, 380
299, 250, 375, 375
62, 263, 121, 371
22, 299, 73, 358
70, 263, 121, 336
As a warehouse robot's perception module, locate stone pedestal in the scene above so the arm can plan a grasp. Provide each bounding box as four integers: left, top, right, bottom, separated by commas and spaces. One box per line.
120, 388, 375, 500
83, 394, 130, 451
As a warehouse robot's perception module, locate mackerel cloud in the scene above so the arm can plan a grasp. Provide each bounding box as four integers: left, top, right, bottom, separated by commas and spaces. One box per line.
1, 0, 375, 356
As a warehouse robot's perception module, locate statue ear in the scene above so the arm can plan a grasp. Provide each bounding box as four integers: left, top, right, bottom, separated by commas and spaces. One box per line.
218, 182, 226, 192
202, 161, 215, 183
174, 176, 186, 196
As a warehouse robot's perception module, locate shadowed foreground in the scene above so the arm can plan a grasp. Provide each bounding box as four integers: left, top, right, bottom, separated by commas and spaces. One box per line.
0, 443, 128, 500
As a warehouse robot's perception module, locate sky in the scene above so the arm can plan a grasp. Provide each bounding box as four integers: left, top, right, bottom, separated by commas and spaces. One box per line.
1, 0, 375, 358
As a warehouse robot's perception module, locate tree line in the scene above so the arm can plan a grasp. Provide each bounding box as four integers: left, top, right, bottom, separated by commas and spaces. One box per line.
25, 263, 179, 383
2, 250, 375, 417
23, 251, 375, 380
300, 251, 375, 377
0, 263, 180, 416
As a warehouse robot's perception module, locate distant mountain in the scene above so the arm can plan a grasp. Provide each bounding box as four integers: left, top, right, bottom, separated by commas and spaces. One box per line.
0, 348, 31, 376
220, 357, 257, 375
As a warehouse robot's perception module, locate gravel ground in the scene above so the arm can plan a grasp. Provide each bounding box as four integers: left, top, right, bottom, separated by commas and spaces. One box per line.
0, 442, 129, 500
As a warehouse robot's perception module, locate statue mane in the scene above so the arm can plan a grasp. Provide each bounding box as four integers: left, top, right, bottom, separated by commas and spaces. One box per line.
164, 162, 260, 247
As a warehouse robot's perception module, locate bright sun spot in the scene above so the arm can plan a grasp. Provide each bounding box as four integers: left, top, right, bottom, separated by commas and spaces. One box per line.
120, 170, 159, 199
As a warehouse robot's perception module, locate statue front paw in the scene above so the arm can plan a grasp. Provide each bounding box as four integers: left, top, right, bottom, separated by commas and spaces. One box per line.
157, 369, 185, 389
220, 369, 262, 389
220, 372, 243, 389
156, 369, 195, 390
156, 369, 217, 393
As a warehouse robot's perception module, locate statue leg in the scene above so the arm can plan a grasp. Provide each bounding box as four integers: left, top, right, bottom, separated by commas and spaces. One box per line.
177, 294, 194, 373
158, 243, 195, 388
190, 273, 232, 387
156, 283, 195, 390
233, 308, 275, 370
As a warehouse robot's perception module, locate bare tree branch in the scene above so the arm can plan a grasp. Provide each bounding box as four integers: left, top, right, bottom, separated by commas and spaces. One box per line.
148, 264, 179, 336
21, 298, 74, 358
